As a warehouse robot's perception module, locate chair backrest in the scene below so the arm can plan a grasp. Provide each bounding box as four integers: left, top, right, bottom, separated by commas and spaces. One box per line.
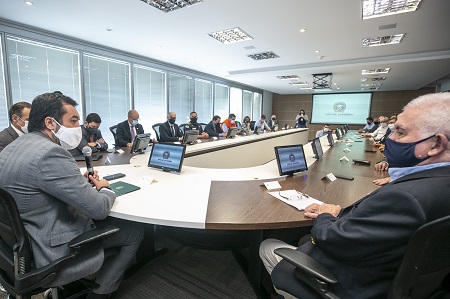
199, 123, 207, 132
388, 215, 450, 299
0, 187, 32, 295
109, 125, 118, 144
235, 121, 242, 130
152, 123, 164, 142
250, 121, 256, 130
179, 124, 188, 135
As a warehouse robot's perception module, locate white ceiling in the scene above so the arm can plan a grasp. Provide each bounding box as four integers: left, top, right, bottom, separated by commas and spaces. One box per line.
1, 0, 449, 95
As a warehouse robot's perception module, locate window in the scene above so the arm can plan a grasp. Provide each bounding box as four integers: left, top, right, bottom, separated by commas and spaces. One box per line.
230, 87, 242, 123
0, 36, 8, 129
6, 36, 81, 107
83, 53, 131, 146
214, 83, 229, 120
194, 79, 213, 124
134, 65, 166, 136
253, 92, 262, 120
168, 73, 194, 124
242, 90, 253, 122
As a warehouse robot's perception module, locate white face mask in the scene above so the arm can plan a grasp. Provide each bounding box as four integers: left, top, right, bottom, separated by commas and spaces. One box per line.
230, 120, 235, 124
380, 122, 388, 128
131, 119, 139, 126
51, 118, 82, 150
323, 128, 330, 132
19, 117, 29, 134
388, 123, 395, 131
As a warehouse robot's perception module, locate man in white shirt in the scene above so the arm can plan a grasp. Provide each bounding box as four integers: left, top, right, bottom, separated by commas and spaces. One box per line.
316, 124, 331, 138
364, 116, 389, 141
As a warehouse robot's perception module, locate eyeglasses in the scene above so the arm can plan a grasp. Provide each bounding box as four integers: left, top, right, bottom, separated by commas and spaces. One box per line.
278, 190, 310, 201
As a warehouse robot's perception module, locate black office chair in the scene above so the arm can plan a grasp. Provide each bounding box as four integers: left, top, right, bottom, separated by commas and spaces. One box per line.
199, 123, 207, 132
272, 215, 450, 299
235, 121, 242, 130
178, 124, 188, 135
0, 187, 119, 299
152, 123, 164, 142
250, 121, 256, 131
109, 125, 118, 146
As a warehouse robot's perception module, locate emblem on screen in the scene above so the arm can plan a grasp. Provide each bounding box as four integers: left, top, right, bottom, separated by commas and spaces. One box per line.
333, 102, 346, 113
162, 151, 170, 159
289, 153, 296, 162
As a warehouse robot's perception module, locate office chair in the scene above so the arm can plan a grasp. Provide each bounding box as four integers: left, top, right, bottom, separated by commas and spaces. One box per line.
0, 187, 119, 299
152, 123, 164, 142
235, 121, 242, 130
178, 124, 187, 135
199, 123, 207, 132
250, 121, 256, 131
109, 125, 118, 146
272, 215, 450, 299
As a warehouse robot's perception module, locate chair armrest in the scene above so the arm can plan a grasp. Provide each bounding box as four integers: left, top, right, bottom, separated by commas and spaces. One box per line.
68, 225, 119, 249
274, 248, 338, 284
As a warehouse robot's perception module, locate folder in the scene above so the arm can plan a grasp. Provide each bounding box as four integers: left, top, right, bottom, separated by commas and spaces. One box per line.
109, 181, 141, 196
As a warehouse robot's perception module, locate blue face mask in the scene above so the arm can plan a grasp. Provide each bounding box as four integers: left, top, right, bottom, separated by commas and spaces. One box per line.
384, 134, 435, 168
131, 119, 139, 126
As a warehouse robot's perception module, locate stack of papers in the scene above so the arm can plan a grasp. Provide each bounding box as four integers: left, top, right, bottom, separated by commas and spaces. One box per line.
268, 190, 323, 211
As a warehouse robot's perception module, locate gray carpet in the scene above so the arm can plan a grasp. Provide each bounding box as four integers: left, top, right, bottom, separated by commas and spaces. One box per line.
0, 236, 257, 299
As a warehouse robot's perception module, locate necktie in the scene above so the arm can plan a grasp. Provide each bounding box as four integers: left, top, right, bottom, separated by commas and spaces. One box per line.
171, 125, 176, 137
130, 126, 135, 141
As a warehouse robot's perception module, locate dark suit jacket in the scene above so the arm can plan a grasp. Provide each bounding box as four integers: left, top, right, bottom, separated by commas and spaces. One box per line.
115, 120, 144, 147
159, 121, 182, 142
272, 166, 450, 299
205, 121, 223, 137
69, 126, 108, 156
0, 126, 19, 153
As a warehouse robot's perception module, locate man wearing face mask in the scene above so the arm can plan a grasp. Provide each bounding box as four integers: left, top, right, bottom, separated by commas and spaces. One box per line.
69, 113, 108, 156
358, 116, 378, 133
260, 93, 450, 299
268, 115, 279, 131
315, 124, 331, 138
363, 116, 389, 141
221, 113, 237, 133
0, 101, 31, 153
115, 109, 144, 147
0, 93, 144, 299
159, 111, 183, 143
295, 109, 309, 128
183, 111, 209, 139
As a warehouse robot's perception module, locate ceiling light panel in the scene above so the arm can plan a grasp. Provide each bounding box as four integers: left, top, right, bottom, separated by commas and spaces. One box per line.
361, 83, 383, 87
247, 51, 279, 61
289, 82, 309, 85
362, 68, 391, 75
140, 0, 202, 13
276, 75, 299, 80
209, 27, 253, 44
362, 77, 387, 82
362, 0, 422, 20
362, 34, 404, 47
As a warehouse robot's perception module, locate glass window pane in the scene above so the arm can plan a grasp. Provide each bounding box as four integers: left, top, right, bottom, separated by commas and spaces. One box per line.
214, 83, 229, 121
134, 65, 166, 136
230, 87, 242, 122
0, 36, 8, 129
242, 90, 253, 122
253, 92, 262, 120
194, 79, 213, 124
6, 36, 81, 107
84, 53, 130, 146
168, 73, 193, 124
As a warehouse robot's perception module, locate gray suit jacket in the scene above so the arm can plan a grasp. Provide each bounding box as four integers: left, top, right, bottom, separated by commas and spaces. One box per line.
0, 132, 117, 284
0, 126, 19, 153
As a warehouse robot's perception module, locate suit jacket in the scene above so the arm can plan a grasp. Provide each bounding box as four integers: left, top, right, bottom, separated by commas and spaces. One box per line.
205, 121, 223, 137
0, 132, 116, 285
0, 126, 19, 153
159, 121, 182, 142
272, 166, 450, 299
115, 120, 144, 147
69, 126, 108, 156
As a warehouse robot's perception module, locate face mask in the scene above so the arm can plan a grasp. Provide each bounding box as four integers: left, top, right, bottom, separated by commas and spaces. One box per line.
131, 119, 139, 126
168, 118, 176, 125
51, 118, 82, 150
383, 134, 434, 168
324, 128, 329, 132
86, 127, 98, 135
388, 124, 395, 131
230, 120, 235, 124
367, 121, 371, 125
19, 117, 28, 133
272, 118, 276, 120
190, 117, 198, 123
300, 112, 304, 115
380, 122, 388, 128
374, 121, 380, 125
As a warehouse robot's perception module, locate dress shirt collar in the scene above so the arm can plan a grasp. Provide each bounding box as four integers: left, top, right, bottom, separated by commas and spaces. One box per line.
11, 124, 24, 137
389, 162, 450, 182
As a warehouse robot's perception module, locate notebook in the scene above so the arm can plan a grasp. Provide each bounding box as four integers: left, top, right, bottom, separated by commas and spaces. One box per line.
109, 181, 141, 196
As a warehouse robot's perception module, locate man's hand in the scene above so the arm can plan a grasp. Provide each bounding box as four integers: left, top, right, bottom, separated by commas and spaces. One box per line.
304, 203, 341, 219
126, 142, 133, 147
375, 161, 389, 171
373, 177, 391, 186
84, 170, 99, 181
89, 175, 110, 191
96, 138, 105, 143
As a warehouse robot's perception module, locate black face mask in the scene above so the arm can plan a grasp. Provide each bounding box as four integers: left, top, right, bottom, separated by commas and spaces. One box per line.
168, 118, 176, 125
271, 118, 276, 120
374, 121, 380, 125
86, 127, 98, 135
190, 117, 198, 123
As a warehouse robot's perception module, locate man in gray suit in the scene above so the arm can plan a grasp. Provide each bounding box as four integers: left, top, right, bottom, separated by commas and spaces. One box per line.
0, 93, 143, 299
0, 101, 31, 153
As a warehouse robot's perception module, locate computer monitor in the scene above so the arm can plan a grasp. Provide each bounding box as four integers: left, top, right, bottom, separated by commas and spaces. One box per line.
341, 125, 347, 134
274, 144, 308, 177
339, 127, 345, 137
182, 130, 199, 145
226, 127, 238, 138
148, 143, 186, 173
327, 131, 334, 146
130, 133, 151, 154
311, 137, 323, 159
344, 124, 349, 132
335, 127, 342, 140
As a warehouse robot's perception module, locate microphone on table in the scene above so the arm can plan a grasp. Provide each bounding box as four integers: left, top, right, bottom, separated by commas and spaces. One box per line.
82, 146, 94, 177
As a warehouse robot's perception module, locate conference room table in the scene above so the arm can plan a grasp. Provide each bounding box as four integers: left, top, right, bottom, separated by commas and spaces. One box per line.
77, 129, 388, 298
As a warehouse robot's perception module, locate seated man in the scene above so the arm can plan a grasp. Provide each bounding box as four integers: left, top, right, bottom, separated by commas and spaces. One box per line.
0, 101, 31, 153
315, 123, 330, 138
115, 109, 144, 147
253, 115, 271, 133
205, 115, 226, 138
69, 113, 108, 156
0, 93, 143, 299
221, 113, 237, 133
260, 92, 450, 299
182, 111, 209, 139
159, 112, 183, 142
358, 116, 378, 133
268, 115, 279, 132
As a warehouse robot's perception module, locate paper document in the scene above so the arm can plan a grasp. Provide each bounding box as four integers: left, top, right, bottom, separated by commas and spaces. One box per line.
269, 190, 323, 211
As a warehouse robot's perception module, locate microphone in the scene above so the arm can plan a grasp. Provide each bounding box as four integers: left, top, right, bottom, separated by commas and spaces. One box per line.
82, 146, 94, 176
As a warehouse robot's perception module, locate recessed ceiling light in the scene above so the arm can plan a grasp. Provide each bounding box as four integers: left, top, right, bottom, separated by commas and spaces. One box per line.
362, 77, 386, 81
141, 0, 203, 13
315, 50, 320, 53
25, 0, 33, 5
362, 0, 422, 20
299, 28, 306, 33
248, 51, 279, 61
209, 27, 253, 44
362, 68, 391, 75
277, 75, 300, 80
106, 28, 112, 32
290, 82, 309, 86
362, 34, 404, 47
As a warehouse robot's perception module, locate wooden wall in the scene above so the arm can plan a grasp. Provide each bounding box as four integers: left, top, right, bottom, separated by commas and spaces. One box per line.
272, 88, 435, 141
